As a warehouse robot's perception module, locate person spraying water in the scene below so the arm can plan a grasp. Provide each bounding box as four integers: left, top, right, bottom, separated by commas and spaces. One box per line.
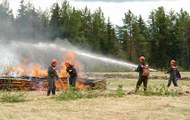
134, 55, 150, 92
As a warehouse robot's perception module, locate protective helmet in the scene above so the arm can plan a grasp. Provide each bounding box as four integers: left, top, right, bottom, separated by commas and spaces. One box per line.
170, 60, 175, 65
139, 56, 145, 62
51, 59, 58, 64
64, 61, 70, 66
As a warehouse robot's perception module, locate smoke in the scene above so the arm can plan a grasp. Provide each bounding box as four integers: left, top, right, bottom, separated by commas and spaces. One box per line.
0, 37, 138, 76
0, 1, 146, 74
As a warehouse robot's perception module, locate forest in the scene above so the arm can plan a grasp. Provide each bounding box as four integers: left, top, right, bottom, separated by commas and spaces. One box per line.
0, 0, 190, 70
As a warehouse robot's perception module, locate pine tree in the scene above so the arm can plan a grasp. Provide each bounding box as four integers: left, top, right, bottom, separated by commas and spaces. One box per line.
176, 9, 190, 70
0, 0, 14, 39
49, 3, 61, 40
148, 7, 170, 69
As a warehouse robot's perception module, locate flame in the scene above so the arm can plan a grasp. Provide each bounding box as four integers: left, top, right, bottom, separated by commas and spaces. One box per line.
12, 57, 31, 76
60, 50, 83, 78
59, 50, 84, 89
76, 81, 84, 89
30, 64, 47, 77
9, 50, 85, 90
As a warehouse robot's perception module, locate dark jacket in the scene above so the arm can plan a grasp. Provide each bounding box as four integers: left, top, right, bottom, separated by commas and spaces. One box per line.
66, 64, 77, 78
47, 66, 59, 82
135, 62, 146, 77
167, 66, 181, 80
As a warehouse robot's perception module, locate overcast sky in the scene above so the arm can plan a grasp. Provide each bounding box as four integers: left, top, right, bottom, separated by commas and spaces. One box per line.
3, 0, 190, 25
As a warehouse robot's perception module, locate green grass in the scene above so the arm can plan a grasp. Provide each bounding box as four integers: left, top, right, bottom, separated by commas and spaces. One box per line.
53, 85, 126, 101
0, 91, 28, 103
0, 72, 189, 120
107, 77, 190, 97
107, 85, 125, 97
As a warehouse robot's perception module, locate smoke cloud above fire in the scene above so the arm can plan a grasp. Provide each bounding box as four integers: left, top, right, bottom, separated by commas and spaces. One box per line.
0, 38, 135, 76
0, 39, 77, 75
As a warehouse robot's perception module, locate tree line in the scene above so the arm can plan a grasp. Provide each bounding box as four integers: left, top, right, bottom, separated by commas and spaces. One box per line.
0, 0, 190, 70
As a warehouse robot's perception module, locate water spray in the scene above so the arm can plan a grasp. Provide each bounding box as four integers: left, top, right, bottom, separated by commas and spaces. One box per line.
36, 42, 157, 72
59, 48, 157, 72
0, 41, 157, 74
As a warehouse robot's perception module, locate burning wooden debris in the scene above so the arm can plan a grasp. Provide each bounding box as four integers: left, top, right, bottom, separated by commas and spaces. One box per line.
0, 76, 106, 91
0, 51, 108, 91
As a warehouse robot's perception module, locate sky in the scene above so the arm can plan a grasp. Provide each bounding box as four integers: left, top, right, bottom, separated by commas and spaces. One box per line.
2, 0, 190, 25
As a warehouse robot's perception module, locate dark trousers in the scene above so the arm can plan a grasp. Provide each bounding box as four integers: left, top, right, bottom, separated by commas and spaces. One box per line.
167, 78, 178, 87
47, 80, 56, 95
135, 76, 148, 92
69, 77, 77, 87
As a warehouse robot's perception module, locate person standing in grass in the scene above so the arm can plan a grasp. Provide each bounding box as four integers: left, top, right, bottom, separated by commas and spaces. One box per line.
167, 60, 181, 87
134, 55, 149, 92
47, 59, 59, 96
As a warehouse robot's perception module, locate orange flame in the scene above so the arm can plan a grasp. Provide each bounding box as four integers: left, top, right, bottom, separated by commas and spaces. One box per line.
12, 57, 31, 76
11, 50, 85, 90
59, 50, 84, 89
30, 64, 47, 77
60, 50, 83, 78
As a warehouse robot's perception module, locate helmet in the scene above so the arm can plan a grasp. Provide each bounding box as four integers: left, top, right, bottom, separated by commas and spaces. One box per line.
51, 59, 58, 64
170, 60, 175, 65
64, 61, 70, 66
139, 56, 145, 62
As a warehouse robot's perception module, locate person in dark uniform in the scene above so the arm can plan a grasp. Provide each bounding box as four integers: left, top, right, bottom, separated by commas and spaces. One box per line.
47, 59, 59, 96
134, 55, 149, 92
64, 61, 77, 87
167, 60, 181, 87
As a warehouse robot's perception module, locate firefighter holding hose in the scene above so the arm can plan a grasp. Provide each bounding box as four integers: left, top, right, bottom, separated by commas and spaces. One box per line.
134, 55, 149, 92
65, 61, 77, 87
47, 59, 59, 96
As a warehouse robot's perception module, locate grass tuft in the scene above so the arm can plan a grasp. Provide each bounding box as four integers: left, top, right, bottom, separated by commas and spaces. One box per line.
0, 91, 28, 103
137, 84, 184, 96
107, 85, 125, 98
54, 87, 82, 101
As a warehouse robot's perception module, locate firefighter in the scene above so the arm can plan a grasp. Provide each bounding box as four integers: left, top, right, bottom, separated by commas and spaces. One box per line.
65, 61, 77, 87
167, 60, 181, 87
47, 59, 59, 96
134, 55, 149, 92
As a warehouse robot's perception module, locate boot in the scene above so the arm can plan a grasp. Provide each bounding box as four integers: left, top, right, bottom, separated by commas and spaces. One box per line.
47, 91, 50, 96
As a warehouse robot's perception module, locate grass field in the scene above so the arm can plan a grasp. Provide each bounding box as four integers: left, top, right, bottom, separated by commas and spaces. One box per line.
0, 72, 190, 120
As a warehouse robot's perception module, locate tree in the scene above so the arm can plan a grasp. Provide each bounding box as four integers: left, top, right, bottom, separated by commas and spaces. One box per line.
176, 9, 190, 70
122, 10, 135, 61
59, 0, 72, 39
148, 7, 170, 69
0, 0, 14, 39
90, 8, 107, 53
120, 11, 148, 62
167, 10, 180, 63
49, 3, 61, 40
15, 0, 42, 39
80, 7, 93, 47
38, 10, 50, 39
66, 8, 83, 44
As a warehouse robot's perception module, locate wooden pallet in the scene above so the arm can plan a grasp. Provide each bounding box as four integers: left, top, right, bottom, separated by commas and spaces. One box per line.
0, 77, 106, 91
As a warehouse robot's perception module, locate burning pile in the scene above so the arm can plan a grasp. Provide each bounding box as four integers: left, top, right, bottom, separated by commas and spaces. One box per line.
0, 51, 104, 91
